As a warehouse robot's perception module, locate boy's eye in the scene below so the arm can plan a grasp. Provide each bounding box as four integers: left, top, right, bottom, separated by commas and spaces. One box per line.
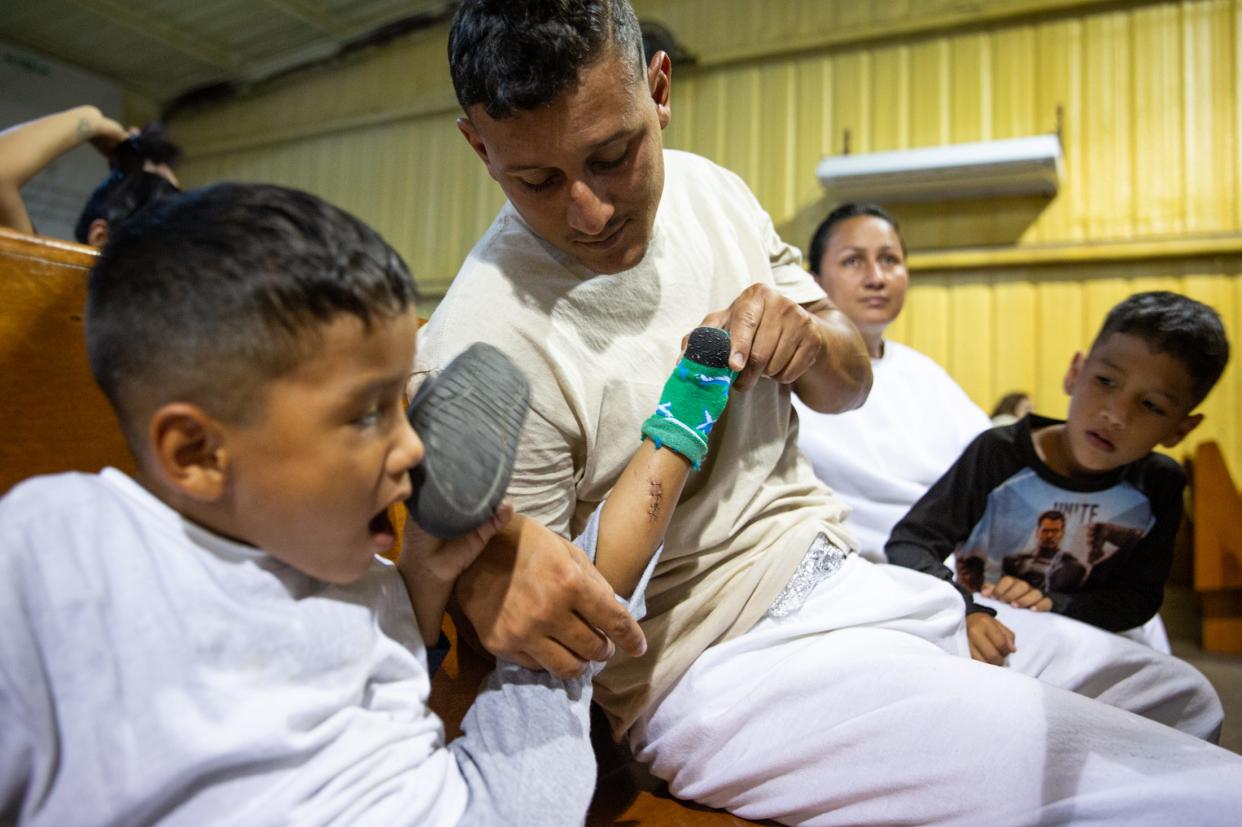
882, 254, 902, 267
1094, 375, 1116, 388
352, 409, 382, 427
1141, 399, 1168, 416
842, 255, 861, 268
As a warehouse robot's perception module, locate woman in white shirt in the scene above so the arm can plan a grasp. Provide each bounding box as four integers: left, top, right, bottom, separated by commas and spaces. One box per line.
793, 203, 991, 561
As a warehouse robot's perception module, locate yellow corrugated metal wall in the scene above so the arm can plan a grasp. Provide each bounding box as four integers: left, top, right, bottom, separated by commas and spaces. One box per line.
170, 0, 1242, 475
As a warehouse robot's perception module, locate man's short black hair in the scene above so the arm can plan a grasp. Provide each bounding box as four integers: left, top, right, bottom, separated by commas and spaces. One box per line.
87, 183, 417, 448
807, 202, 906, 276
1090, 291, 1230, 406
449, 0, 644, 119
1038, 510, 1066, 526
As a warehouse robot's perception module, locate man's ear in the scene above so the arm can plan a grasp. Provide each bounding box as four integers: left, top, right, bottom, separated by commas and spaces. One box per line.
1062, 350, 1085, 395
456, 115, 493, 170
647, 50, 672, 129
147, 403, 229, 502
87, 218, 109, 248
1161, 412, 1204, 448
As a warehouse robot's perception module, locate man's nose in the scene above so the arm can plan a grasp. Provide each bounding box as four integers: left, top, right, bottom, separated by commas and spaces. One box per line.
567, 179, 614, 236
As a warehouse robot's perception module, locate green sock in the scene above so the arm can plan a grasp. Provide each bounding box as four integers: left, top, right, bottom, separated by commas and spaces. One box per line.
641, 353, 735, 469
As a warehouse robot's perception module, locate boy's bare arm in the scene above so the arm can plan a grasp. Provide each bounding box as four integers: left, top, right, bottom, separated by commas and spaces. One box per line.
595, 440, 691, 598
398, 503, 513, 647
593, 326, 734, 598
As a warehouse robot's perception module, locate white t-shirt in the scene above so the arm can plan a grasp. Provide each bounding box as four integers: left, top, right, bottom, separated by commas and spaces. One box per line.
0, 469, 606, 826
794, 340, 991, 561
416, 150, 854, 731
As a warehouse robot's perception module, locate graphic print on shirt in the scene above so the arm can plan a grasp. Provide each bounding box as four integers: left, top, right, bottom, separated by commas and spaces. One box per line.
953, 468, 1155, 595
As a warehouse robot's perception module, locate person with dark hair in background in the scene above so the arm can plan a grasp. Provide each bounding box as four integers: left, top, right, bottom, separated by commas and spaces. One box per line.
72, 121, 182, 246
992, 390, 1033, 426
795, 203, 991, 562
417, 2, 1242, 824
0, 106, 180, 245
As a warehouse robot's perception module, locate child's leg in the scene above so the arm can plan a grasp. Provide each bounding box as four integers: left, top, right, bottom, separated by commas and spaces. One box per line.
981, 597, 1223, 741
596, 328, 734, 597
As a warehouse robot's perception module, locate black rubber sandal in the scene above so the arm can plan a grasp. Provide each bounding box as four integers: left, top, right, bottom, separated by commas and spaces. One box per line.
405, 342, 531, 538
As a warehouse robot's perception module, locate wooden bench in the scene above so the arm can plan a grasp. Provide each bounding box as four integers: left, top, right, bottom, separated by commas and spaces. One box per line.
1192, 440, 1242, 653
0, 226, 763, 825
0, 228, 133, 495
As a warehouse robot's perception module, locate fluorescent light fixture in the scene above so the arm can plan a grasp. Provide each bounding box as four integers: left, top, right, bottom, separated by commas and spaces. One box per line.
816, 134, 1063, 203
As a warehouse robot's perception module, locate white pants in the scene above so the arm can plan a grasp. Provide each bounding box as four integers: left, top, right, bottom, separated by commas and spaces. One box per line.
631, 556, 1242, 826
978, 596, 1223, 741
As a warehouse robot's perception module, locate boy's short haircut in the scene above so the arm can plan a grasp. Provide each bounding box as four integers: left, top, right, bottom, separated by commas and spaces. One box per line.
1091, 291, 1230, 406
86, 182, 417, 449
449, 0, 644, 119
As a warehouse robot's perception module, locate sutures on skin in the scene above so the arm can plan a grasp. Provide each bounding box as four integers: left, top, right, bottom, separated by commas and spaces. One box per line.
647, 480, 663, 523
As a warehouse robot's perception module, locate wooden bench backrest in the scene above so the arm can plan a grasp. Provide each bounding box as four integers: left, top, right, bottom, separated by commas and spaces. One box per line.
1192, 440, 1242, 654
1193, 440, 1242, 591
0, 228, 134, 495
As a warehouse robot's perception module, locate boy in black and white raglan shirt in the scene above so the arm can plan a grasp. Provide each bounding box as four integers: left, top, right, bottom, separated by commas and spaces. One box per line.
887, 291, 1229, 741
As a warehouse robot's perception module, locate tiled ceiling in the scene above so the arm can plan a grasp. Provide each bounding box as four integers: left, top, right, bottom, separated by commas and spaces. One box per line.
0, 0, 455, 106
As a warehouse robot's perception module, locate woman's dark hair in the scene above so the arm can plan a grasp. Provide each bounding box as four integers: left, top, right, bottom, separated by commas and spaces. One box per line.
449, 0, 645, 119
807, 203, 905, 276
74, 123, 183, 242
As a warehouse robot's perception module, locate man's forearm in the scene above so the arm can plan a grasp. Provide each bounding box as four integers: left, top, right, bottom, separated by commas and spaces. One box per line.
793, 303, 871, 413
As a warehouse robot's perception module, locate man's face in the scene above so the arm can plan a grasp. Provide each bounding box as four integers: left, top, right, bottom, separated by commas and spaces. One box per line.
1037, 518, 1065, 551
457, 47, 672, 275
221, 310, 424, 584
1061, 332, 1202, 475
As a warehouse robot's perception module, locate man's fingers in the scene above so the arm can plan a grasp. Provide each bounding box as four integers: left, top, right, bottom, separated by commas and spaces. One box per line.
1033, 597, 1053, 612
548, 610, 613, 662
724, 292, 764, 374
521, 640, 588, 680
773, 332, 820, 384
574, 579, 646, 658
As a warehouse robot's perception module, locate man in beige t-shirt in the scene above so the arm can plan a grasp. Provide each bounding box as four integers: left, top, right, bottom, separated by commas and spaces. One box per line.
418, 2, 1242, 824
